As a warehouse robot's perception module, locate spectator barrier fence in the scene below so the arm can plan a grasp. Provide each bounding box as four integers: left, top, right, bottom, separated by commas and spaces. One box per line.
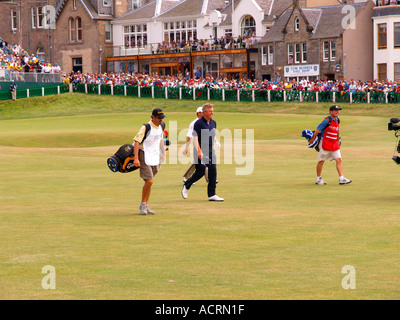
0, 84, 69, 101
71, 83, 400, 104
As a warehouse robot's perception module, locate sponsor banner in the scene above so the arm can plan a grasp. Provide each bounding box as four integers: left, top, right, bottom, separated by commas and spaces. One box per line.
284, 64, 319, 77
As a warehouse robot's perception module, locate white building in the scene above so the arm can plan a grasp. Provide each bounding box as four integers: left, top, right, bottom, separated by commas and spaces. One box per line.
372, 4, 400, 81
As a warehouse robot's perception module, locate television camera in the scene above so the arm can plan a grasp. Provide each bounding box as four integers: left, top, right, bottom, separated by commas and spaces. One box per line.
388, 117, 400, 165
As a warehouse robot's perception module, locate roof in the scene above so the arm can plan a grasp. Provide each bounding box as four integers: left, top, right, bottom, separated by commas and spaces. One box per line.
220, 2, 233, 27
56, 0, 113, 20
309, 2, 368, 39
259, 1, 370, 43
159, 0, 182, 15
263, 0, 293, 24
234, 0, 273, 12
115, 1, 157, 21
159, 0, 228, 19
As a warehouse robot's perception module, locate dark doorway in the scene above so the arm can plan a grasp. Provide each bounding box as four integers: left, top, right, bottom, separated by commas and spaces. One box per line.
72, 57, 83, 73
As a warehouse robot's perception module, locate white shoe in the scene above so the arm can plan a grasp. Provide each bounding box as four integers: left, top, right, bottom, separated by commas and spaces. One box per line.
315, 178, 326, 185
208, 195, 224, 201
145, 204, 155, 215
182, 185, 189, 199
139, 202, 147, 215
339, 177, 352, 185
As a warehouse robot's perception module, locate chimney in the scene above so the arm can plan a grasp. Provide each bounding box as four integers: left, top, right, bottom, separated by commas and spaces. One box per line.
114, 0, 129, 18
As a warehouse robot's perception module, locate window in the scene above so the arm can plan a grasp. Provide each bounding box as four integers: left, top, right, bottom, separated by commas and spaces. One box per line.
323, 41, 330, 61
163, 20, 196, 43
288, 43, 294, 64
262, 46, 267, 65
295, 43, 301, 63
69, 17, 82, 42
69, 18, 76, 42
224, 29, 232, 38
377, 63, 387, 81
31, 7, 37, 29
295, 17, 300, 31
76, 17, 82, 41
37, 6, 44, 28
323, 41, 336, 62
394, 23, 400, 48
124, 24, 148, 48
36, 47, 45, 62
11, 9, 18, 31
73, 0, 77, 10
132, 0, 142, 10
105, 22, 112, 41
103, 0, 112, 7
241, 15, 256, 36
302, 43, 307, 63
395, 63, 400, 81
378, 23, 387, 49
288, 43, 306, 64
330, 41, 336, 61
32, 7, 48, 29
268, 45, 274, 65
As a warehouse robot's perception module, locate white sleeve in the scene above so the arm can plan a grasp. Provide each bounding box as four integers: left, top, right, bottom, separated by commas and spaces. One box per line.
186, 121, 195, 138
186, 119, 197, 138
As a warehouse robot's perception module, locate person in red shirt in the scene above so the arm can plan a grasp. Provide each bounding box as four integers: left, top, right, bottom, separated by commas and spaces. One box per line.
308, 105, 352, 185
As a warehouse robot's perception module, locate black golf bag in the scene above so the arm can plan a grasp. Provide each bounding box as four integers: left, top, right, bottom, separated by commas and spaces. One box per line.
107, 144, 139, 173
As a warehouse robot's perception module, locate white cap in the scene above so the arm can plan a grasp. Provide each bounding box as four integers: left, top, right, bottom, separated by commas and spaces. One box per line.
196, 107, 203, 113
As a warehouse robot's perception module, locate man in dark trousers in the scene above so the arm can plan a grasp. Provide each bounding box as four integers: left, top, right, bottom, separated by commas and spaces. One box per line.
10, 80, 17, 101
181, 103, 223, 201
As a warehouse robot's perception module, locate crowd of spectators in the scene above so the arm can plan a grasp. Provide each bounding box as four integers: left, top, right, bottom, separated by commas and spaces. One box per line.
376, 0, 400, 6
0, 37, 61, 75
151, 34, 258, 54
63, 71, 400, 94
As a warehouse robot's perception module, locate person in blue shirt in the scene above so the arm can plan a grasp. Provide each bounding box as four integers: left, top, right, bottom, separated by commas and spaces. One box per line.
182, 103, 223, 201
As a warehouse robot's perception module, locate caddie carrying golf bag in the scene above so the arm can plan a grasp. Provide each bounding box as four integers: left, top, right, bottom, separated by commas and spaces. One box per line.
107, 144, 139, 173
107, 122, 170, 173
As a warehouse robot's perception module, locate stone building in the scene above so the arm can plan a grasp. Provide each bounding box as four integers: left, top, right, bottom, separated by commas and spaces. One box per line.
54, 0, 139, 73
258, 0, 375, 81
0, 0, 59, 62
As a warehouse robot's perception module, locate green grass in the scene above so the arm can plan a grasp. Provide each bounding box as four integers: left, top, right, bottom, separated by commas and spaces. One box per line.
1, 94, 399, 299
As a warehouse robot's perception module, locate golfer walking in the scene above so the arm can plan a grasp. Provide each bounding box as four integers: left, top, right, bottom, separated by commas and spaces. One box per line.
309, 105, 352, 185
182, 106, 205, 182
133, 108, 167, 215
182, 103, 223, 201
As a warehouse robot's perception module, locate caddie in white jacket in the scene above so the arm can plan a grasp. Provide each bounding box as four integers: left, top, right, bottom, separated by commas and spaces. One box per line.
133, 108, 166, 215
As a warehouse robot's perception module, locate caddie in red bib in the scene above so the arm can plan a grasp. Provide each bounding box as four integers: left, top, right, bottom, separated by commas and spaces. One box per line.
322, 116, 340, 151
308, 105, 352, 185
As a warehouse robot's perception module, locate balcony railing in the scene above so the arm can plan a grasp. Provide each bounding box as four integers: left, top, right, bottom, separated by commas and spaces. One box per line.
106, 37, 262, 58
